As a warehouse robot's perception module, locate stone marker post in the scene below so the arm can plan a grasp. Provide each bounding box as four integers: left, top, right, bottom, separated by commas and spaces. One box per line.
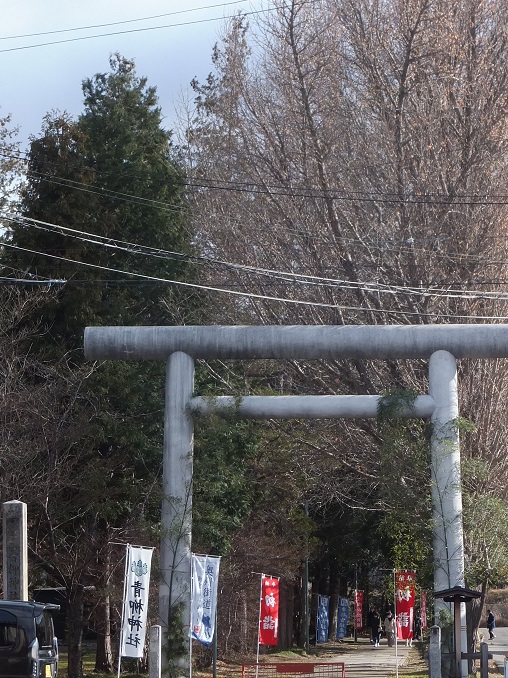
429, 625, 442, 678
149, 625, 162, 678
2, 500, 28, 600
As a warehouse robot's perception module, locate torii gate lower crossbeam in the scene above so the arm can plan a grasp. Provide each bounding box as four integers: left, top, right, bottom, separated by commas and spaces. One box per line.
85, 324, 508, 678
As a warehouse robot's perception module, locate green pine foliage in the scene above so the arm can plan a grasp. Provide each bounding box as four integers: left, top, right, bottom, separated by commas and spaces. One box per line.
193, 412, 259, 554
3, 54, 195, 499
377, 390, 434, 586
5, 56, 195, 348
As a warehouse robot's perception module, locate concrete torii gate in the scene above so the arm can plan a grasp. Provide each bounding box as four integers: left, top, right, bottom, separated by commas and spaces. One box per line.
84, 323, 508, 678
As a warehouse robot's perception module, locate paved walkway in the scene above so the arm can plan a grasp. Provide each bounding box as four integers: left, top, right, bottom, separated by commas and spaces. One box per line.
328, 627, 508, 677
479, 626, 508, 675
260, 627, 507, 678
312, 636, 412, 678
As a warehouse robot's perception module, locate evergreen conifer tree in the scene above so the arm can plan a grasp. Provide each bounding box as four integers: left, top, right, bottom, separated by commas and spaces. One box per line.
2, 55, 197, 677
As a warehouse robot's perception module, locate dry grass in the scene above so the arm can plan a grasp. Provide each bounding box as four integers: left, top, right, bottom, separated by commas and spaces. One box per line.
487, 589, 508, 627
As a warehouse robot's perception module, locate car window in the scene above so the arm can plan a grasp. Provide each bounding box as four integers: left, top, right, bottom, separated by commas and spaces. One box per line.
35, 612, 54, 648
0, 623, 17, 647
0, 611, 18, 648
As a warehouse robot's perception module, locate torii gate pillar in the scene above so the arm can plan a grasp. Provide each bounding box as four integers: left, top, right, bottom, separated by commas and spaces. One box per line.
429, 351, 467, 678
159, 352, 194, 652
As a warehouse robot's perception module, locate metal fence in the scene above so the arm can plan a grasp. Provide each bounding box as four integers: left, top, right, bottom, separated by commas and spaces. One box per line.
242, 663, 346, 678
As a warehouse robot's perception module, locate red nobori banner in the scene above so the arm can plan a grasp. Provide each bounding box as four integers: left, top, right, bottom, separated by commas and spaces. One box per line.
396, 571, 415, 640
259, 576, 279, 645
420, 591, 427, 629
354, 590, 364, 629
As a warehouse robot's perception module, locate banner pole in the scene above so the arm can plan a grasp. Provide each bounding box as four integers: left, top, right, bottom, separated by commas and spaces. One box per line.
304, 501, 310, 653
212, 556, 221, 678
394, 569, 398, 678
190, 554, 193, 678
117, 544, 130, 678
212, 602, 218, 678
256, 574, 263, 667
354, 564, 358, 642
315, 598, 318, 647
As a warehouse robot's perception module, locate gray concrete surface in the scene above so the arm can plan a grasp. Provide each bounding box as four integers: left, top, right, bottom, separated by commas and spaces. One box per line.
479, 626, 508, 674
190, 394, 436, 419
85, 323, 508, 361
313, 636, 412, 678
313, 628, 508, 677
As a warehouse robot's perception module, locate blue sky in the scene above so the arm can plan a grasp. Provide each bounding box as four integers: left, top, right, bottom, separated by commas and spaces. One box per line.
1, 1, 256, 151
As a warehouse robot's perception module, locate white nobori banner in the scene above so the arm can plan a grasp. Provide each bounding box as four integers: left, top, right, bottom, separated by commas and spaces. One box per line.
190, 554, 220, 646
120, 545, 153, 658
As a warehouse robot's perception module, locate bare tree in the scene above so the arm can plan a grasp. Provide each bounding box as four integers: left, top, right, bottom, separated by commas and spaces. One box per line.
0, 112, 23, 212
185, 0, 508, 592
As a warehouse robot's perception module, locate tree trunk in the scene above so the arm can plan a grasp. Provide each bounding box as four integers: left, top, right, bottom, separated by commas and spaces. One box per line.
94, 535, 114, 673
278, 581, 293, 649
297, 563, 309, 649
466, 581, 488, 675
328, 564, 341, 642
94, 592, 113, 672
67, 585, 84, 678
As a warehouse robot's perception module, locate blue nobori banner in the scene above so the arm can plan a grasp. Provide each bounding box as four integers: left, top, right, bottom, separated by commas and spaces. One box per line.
190, 554, 221, 646
336, 597, 350, 640
317, 594, 330, 643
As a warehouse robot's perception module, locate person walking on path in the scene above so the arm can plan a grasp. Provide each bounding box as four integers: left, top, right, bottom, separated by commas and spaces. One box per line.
370, 609, 382, 647
487, 609, 496, 639
384, 611, 396, 647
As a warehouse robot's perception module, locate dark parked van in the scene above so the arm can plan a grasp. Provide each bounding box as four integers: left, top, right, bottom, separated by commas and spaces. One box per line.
0, 601, 58, 678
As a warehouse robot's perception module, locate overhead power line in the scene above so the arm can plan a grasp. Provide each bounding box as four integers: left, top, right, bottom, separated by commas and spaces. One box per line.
0, 276, 66, 286
4, 214, 508, 312
0, 6, 272, 54
3, 239, 508, 320
186, 179, 508, 206
0, 214, 497, 297
2, 151, 508, 208
26, 172, 184, 216
0, 1, 249, 41
3, 182, 507, 271
4, 153, 508, 274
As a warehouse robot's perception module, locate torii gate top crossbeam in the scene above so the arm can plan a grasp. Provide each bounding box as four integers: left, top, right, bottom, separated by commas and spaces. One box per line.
85, 324, 508, 361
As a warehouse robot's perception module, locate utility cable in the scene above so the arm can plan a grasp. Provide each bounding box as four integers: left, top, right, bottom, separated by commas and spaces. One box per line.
0, 1, 250, 41
6, 213, 508, 300
4, 216, 508, 320
3, 232, 508, 320
4, 213, 508, 301
0, 7, 274, 54
3, 150, 508, 207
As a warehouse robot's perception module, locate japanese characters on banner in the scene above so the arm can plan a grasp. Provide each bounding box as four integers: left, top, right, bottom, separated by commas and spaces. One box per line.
120, 546, 153, 658
420, 591, 427, 629
336, 597, 350, 640
259, 576, 280, 646
190, 554, 221, 647
354, 590, 364, 630
316, 595, 330, 643
395, 570, 415, 641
